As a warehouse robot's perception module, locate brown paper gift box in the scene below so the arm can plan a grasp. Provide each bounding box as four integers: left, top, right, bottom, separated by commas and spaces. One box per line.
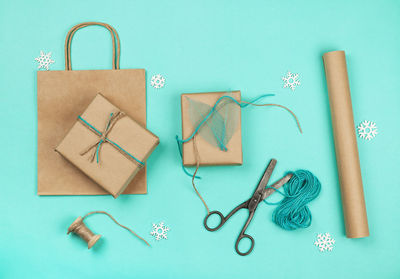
37, 22, 149, 196
180, 91, 242, 166
56, 94, 159, 198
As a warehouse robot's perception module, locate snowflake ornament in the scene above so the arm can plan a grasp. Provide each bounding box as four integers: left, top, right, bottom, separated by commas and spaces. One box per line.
150, 222, 170, 241
357, 120, 378, 140
314, 233, 335, 252
282, 71, 300, 91
150, 74, 166, 89
35, 51, 54, 70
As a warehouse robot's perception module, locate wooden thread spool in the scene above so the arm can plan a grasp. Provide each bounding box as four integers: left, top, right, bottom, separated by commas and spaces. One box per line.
67, 211, 150, 249
67, 216, 102, 249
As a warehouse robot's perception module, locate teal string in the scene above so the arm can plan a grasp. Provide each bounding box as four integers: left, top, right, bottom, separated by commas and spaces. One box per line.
107, 138, 145, 166
175, 135, 201, 179
77, 115, 145, 166
177, 94, 274, 147
176, 94, 274, 179
78, 115, 102, 136
95, 139, 104, 164
264, 170, 321, 231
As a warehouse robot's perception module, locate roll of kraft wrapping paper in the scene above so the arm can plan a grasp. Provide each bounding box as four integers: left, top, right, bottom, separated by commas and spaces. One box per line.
323, 50, 369, 238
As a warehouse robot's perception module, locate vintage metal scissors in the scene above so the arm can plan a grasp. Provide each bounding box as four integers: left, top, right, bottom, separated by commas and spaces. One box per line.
204, 159, 292, 256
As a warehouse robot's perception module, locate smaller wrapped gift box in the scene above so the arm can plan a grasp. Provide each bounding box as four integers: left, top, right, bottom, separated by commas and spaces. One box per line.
180, 91, 242, 166
56, 93, 159, 198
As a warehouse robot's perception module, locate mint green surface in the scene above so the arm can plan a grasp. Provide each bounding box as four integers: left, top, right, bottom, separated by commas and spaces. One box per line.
0, 0, 399, 278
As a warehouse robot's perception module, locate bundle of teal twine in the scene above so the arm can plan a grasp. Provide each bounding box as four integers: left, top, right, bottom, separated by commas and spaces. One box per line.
265, 170, 321, 230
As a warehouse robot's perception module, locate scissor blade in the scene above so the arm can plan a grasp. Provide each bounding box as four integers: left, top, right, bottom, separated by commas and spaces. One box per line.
261, 173, 293, 200
253, 159, 277, 195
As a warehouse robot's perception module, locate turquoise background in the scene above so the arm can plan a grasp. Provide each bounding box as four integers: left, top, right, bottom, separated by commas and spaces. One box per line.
0, 0, 399, 278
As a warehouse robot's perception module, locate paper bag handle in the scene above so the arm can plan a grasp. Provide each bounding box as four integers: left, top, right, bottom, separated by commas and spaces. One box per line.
64, 22, 120, 71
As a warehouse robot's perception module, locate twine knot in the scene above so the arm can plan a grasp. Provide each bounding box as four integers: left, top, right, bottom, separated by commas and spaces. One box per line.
77, 111, 144, 167
79, 111, 125, 163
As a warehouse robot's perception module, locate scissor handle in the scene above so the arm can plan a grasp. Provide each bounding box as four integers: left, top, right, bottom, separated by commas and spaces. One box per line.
204, 211, 225, 231
235, 233, 255, 256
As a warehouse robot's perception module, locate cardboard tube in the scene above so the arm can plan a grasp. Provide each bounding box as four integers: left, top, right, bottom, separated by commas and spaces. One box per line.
323, 50, 369, 238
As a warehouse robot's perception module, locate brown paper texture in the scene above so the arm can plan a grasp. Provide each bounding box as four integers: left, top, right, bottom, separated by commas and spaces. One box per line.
181, 91, 243, 166
38, 69, 148, 195
37, 22, 149, 196
323, 50, 369, 238
56, 94, 159, 198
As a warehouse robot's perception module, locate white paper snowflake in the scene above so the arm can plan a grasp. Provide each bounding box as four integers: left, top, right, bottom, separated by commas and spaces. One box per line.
357, 120, 378, 140
35, 51, 54, 70
282, 71, 300, 91
314, 233, 335, 252
150, 222, 169, 240
151, 74, 166, 89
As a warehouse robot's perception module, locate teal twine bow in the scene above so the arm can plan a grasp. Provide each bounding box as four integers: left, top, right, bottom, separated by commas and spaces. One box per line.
176, 94, 275, 178
78, 112, 144, 166
177, 94, 274, 150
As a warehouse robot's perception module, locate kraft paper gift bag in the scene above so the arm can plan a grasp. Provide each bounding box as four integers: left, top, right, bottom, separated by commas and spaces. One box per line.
37, 22, 148, 195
